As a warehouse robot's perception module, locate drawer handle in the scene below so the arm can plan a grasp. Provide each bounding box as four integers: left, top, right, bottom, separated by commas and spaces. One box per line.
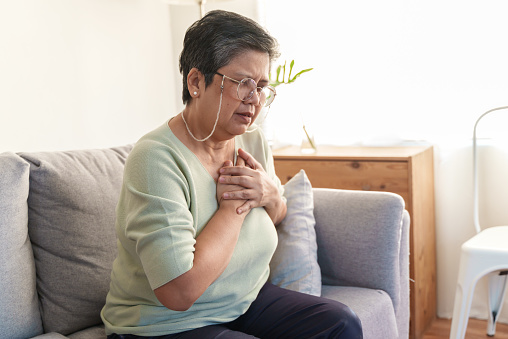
351, 162, 360, 169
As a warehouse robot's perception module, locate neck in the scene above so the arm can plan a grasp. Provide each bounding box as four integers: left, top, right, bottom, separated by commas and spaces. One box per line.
181, 110, 212, 142
169, 113, 236, 179
177, 112, 232, 153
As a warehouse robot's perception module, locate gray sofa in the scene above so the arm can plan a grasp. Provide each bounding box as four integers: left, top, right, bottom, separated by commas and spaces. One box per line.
0, 145, 409, 339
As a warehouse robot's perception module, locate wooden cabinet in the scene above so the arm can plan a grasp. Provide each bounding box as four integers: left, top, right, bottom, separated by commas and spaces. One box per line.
273, 145, 436, 339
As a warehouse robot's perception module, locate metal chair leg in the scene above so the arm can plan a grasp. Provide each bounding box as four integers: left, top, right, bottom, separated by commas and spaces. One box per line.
486, 271, 508, 336
450, 261, 480, 339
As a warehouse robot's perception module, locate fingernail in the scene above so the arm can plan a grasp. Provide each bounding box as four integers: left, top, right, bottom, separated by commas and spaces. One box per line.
237, 208, 242, 214
220, 168, 225, 173
223, 193, 229, 198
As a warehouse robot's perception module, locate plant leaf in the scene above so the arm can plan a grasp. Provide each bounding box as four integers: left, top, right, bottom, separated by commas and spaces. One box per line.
270, 60, 313, 87
282, 61, 287, 83
269, 65, 281, 87
290, 67, 314, 82
288, 60, 295, 82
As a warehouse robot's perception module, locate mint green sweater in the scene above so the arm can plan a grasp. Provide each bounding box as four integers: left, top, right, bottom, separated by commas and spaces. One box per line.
101, 122, 282, 336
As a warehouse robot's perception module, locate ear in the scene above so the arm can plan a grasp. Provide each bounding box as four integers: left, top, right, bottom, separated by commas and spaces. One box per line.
187, 68, 204, 97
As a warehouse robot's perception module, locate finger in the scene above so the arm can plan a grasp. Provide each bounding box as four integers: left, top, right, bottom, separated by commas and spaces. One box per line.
219, 160, 234, 172
237, 200, 253, 215
219, 165, 252, 177
223, 189, 254, 200
235, 154, 246, 167
238, 148, 261, 170
219, 173, 253, 188
217, 160, 234, 179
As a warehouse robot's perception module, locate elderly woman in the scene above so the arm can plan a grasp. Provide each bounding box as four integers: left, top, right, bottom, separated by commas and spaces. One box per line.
101, 10, 362, 339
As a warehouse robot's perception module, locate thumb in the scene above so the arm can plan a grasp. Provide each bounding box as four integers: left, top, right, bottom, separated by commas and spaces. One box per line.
238, 148, 257, 169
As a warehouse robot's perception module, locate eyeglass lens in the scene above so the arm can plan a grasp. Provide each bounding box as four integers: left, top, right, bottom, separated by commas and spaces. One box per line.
237, 79, 275, 107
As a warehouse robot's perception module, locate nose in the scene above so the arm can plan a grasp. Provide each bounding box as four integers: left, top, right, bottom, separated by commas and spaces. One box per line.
244, 89, 262, 106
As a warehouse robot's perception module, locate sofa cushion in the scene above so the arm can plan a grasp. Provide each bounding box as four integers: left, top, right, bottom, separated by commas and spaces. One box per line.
269, 169, 321, 296
31, 333, 69, 339
67, 325, 106, 339
321, 285, 398, 339
0, 152, 43, 338
19, 145, 133, 335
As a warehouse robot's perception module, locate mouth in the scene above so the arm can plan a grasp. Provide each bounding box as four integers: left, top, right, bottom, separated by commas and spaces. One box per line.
235, 111, 254, 124
236, 111, 254, 118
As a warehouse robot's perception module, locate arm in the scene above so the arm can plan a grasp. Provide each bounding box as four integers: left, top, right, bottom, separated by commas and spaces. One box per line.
154, 161, 248, 311
154, 199, 245, 311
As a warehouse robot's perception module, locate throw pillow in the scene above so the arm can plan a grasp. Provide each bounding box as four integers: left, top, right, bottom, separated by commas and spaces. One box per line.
269, 169, 321, 296
19, 145, 132, 335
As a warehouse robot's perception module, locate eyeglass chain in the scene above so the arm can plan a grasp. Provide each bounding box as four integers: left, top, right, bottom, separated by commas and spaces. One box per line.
181, 79, 224, 142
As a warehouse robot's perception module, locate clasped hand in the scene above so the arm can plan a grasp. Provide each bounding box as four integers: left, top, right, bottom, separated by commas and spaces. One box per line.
216, 148, 279, 216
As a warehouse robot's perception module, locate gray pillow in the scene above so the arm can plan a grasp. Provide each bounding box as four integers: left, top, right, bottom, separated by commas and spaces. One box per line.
0, 152, 43, 338
269, 169, 321, 296
19, 145, 132, 335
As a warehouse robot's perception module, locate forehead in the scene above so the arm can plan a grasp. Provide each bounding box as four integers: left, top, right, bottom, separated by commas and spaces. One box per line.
224, 50, 270, 78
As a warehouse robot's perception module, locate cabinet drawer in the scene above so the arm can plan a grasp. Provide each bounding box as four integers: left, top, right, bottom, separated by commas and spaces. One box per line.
275, 160, 409, 198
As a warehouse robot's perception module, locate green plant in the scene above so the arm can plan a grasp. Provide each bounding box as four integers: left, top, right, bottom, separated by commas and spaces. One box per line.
269, 60, 316, 151
269, 60, 313, 88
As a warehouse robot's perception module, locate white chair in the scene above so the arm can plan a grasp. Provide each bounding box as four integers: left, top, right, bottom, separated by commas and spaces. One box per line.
449, 106, 508, 339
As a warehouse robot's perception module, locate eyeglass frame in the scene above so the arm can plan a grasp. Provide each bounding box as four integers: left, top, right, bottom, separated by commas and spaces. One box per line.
215, 72, 276, 107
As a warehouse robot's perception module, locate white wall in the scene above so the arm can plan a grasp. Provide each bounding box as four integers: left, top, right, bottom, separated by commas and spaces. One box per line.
0, 0, 176, 152
0, 0, 261, 153
264, 0, 508, 323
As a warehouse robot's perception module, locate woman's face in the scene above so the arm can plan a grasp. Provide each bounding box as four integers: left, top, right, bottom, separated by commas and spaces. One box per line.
206, 50, 270, 139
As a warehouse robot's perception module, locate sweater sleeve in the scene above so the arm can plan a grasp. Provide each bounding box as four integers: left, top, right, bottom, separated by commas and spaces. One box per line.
119, 138, 196, 290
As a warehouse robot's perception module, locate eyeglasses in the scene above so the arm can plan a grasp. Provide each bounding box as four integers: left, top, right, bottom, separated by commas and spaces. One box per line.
215, 72, 276, 107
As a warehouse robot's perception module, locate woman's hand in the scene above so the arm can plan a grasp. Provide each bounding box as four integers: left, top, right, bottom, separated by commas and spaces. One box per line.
217, 148, 286, 224
216, 160, 247, 211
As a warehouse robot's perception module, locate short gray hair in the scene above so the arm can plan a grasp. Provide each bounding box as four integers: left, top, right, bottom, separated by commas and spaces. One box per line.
179, 10, 280, 104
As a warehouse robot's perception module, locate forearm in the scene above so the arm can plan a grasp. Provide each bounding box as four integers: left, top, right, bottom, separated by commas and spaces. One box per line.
193, 203, 245, 279
154, 202, 245, 311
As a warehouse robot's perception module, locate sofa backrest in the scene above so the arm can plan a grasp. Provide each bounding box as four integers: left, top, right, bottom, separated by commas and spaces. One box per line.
0, 152, 43, 338
17, 145, 133, 336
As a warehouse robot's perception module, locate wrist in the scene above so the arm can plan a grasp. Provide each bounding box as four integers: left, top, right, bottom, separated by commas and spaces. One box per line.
267, 195, 286, 225
219, 200, 246, 216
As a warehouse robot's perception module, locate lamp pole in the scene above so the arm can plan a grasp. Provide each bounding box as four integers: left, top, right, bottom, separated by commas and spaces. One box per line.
198, 0, 207, 17
472, 105, 508, 233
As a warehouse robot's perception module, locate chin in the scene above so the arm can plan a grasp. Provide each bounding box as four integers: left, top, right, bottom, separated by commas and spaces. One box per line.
247, 122, 259, 132
230, 125, 250, 136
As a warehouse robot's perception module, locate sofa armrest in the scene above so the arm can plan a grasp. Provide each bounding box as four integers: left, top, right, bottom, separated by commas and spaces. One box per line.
313, 188, 409, 315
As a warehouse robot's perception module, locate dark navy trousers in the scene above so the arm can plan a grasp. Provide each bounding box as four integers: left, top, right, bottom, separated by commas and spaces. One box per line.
108, 282, 363, 339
